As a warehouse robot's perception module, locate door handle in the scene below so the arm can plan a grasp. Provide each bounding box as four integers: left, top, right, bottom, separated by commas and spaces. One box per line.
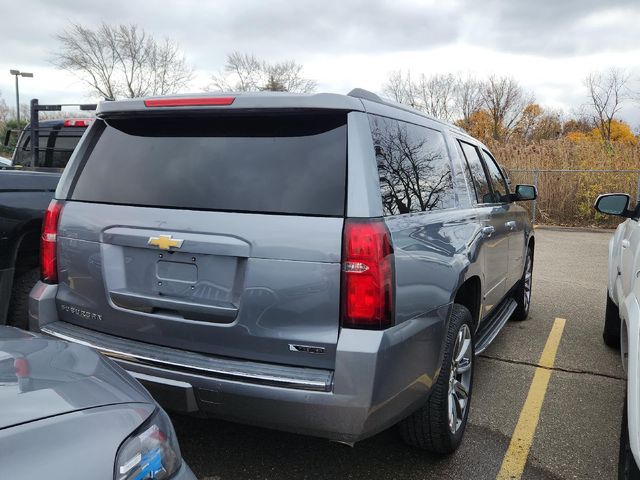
622, 239, 631, 249
505, 221, 517, 231
481, 226, 495, 238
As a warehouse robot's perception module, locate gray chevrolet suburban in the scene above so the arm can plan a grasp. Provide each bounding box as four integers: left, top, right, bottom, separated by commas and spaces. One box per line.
29, 89, 536, 453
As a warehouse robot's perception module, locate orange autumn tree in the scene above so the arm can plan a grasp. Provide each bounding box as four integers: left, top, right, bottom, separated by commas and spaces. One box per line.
565, 119, 637, 145
456, 109, 494, 145
601, 119, 638, 145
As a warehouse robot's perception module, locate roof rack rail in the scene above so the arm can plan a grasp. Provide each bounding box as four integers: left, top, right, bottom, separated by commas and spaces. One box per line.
347, 88, 383, 103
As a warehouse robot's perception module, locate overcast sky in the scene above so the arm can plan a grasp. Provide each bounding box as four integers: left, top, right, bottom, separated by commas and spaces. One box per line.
2, 0, 640, 125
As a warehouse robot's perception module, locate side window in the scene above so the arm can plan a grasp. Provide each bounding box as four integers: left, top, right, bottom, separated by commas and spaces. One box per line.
13, 134, 31, 166
459, 141, 493, 204
14, 131, 50, 167
482, 150, 510, 203
369, 115, 456, 215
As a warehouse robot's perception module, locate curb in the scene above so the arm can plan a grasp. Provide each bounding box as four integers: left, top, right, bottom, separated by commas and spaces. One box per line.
533, 224, 615, 233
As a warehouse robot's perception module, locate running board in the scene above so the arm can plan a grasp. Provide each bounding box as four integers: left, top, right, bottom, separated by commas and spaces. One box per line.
474, 298, 517, 355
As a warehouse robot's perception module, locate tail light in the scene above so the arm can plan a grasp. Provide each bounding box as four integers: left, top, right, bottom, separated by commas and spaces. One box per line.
41, 200, 63, 284
63, 118, 93, 127
14, 358, 29, 378
341, 218, 395, 329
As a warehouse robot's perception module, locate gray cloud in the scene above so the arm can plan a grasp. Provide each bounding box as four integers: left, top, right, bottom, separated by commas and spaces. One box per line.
1, 0, 461, 69
1, 0, 640, 125
457, 0, 640, 56
2, 0, 639, 69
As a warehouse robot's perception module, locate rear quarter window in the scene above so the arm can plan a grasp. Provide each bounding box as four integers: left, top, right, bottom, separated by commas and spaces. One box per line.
368, 114, 456, 216
70, 113, 348, 217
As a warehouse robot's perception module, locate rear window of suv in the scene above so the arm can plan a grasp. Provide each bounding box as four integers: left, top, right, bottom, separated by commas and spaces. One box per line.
70, 113, 347, 217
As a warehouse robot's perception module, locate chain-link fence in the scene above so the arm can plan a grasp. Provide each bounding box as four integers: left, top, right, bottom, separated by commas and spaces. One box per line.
506, 169, 640, 227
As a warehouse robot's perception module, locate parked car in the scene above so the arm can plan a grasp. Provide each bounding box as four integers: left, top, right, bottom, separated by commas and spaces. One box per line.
31, 89, 536, 453
0, 325, 195, 480
8, 118, 92, 168
0, 156, 11, 167
594, 193, 640, 479
0, 118, 90, 328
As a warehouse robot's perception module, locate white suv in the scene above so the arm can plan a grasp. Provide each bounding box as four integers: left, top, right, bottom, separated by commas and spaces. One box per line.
595, 193, 640, 479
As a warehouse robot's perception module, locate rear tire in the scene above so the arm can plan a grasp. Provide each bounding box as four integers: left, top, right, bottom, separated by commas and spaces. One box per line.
7, 268, 39, 330
511, 246, 533, 321
619, 398, 640, 479
604, 291, 622, 349
399, 304, 474, 454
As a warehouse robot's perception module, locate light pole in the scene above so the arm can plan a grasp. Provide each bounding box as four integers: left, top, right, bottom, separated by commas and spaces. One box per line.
9, 69, 33, 124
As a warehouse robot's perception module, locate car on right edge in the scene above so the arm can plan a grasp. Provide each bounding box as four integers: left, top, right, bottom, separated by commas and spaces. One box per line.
595, 193, 640, 479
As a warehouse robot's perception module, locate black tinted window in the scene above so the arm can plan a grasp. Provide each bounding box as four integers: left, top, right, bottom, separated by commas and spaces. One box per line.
483, 150, 509, 202
459, 141, 492, 204
71, 114, 347, 217
14, 126, 83, 168
369, 115, 455, 215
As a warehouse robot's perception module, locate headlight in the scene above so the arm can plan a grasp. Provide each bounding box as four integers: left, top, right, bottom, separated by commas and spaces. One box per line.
115, 408, 181, 480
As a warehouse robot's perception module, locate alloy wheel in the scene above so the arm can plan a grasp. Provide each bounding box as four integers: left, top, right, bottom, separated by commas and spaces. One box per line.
448, 323, 473, 434
524, 254, 533, 311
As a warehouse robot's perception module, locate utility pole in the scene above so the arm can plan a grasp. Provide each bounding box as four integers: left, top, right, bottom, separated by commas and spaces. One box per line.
9, 69, 34, 124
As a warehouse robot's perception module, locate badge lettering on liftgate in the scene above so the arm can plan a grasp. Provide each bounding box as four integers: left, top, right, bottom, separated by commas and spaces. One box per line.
60, 304, 103, 321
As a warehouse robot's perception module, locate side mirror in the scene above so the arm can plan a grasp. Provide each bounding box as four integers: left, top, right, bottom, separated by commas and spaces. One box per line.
513, 184, 537, 201
594, 193, 632, 217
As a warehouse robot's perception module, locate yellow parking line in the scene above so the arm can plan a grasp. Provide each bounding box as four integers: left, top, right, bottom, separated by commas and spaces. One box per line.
496, 317, 566, 480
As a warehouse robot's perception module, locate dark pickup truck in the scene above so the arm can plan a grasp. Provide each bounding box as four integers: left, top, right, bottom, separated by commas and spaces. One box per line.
1, 119, 90, 328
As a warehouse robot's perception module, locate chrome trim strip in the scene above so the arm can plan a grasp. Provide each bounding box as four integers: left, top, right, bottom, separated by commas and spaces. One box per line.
42, 322, 333, 392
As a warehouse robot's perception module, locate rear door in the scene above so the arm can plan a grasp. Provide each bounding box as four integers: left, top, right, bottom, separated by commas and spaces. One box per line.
55, 111, 348, 369
458, 140, 510, 316
481, 148, 526, 290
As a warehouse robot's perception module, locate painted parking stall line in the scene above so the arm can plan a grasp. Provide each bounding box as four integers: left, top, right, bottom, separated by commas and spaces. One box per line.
496, 317, 567, 480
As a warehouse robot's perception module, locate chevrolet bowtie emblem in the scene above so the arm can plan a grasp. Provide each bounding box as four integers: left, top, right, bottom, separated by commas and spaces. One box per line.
147, 234, 184, 251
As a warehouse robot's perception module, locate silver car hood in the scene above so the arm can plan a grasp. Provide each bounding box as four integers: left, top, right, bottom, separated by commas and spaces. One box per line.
0, 326, 153, 430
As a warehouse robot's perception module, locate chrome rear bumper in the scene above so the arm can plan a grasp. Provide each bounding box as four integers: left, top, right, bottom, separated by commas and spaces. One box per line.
41, 321, 333, 392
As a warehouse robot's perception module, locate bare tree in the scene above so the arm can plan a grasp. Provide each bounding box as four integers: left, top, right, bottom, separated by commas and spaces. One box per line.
584, 68, 630, 142
211, 52, 262, 92
454, 75, 484, 129
382, 71, 458, 121
481, 75, 533, 141
0, 92, 9, 125
415, 73, 457, 122
382, 70, 418, 107
210, 52, 316, 93
51, 22, 194, 99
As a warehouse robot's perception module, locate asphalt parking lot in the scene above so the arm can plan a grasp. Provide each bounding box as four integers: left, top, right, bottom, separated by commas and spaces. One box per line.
170, 227, 625, 480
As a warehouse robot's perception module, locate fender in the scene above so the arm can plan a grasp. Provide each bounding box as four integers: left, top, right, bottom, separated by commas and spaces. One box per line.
622, 292, 640, 467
